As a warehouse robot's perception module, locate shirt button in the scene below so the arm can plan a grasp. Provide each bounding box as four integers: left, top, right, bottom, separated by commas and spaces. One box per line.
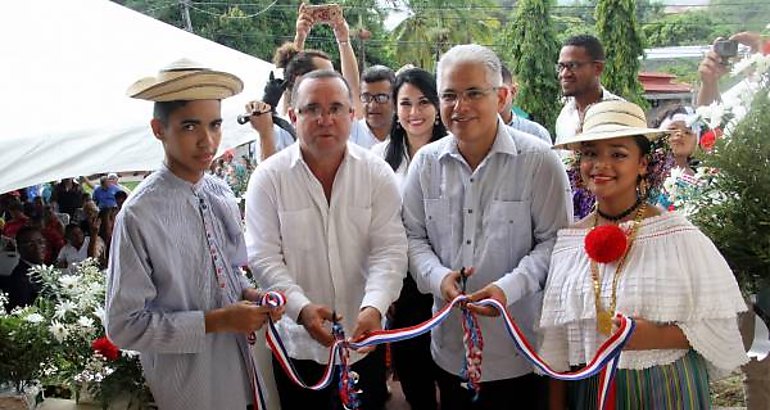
467, 209, 473, 214
470, 178, 475, 183
466, 239, 471, 245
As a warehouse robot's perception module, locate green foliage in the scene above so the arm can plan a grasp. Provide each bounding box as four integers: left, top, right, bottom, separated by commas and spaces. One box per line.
709, 0, 770, 33
653, 60, 700, 86
502, 0, 561, 135
692, 87, 770, 292
0, 306, 54, 393
596, 0, 648, 108
116, 0, 393, 69
392, 0, 500, 73
643, 11, 732, 48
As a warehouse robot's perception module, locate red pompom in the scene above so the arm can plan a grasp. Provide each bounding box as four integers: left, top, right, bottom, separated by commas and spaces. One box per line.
584, 225, 628, 263
92, 336, 120, 361
700, 128, 722, 151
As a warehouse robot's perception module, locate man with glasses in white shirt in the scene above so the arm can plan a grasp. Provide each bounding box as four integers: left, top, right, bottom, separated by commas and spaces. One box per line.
402, 44, 572, 409
350, 65, 396, 149
244, 69, 407, 410
554, 35, 623, 146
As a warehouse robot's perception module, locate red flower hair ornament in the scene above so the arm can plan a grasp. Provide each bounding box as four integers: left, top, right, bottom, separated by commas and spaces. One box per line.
584, 225, 628, 263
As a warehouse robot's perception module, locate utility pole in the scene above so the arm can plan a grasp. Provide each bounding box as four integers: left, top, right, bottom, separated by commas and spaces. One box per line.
180, 0, 193, 33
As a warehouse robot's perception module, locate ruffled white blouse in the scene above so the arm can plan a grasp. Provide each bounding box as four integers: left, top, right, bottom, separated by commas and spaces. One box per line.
539, 212, 748, 377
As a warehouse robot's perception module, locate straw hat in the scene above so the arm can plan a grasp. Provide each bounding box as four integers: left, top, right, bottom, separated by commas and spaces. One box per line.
127, 58, 243, 102
553, 100, 669, 150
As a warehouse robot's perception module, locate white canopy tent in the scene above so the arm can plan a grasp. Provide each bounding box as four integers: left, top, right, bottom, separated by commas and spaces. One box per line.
0, 0, 275, 194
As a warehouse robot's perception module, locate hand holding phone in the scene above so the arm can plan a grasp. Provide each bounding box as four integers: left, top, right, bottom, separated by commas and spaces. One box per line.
304, 3, 342, 25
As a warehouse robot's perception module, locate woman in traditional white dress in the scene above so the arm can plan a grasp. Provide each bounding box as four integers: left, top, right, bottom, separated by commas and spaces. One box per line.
539, 100, 748, 409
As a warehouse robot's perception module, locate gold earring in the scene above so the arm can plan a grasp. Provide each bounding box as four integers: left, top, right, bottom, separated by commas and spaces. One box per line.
637, 177, 648, 199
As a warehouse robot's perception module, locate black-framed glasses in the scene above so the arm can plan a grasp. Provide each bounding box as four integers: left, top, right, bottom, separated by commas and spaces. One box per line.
360, 93, 391, 104
555, 61, 598, 74
439, 87, 498, 105
296, 104, 352, 120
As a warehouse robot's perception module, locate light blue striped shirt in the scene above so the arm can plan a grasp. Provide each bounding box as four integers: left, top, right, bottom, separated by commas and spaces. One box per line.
507, 114, 552, 143
402, 121, 572, 381
105, 165, 256, 410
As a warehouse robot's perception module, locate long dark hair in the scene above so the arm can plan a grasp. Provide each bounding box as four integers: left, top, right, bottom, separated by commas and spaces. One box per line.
385, 68, 447, 171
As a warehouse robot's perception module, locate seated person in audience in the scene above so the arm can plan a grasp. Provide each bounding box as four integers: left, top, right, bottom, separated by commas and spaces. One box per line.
92, 175, 122, 210
0, 226, 46, 312
51, 178, 84, 218
57, 223, 103, 271
115, 190, 128, 211
2, 200, 29, 239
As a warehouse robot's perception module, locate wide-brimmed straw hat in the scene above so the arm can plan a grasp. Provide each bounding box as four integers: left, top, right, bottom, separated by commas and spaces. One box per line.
553, 100, 670, 150
127, 58, 243, 102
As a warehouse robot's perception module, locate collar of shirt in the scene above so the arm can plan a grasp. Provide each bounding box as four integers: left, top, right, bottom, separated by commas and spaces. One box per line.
287, 140, 365, 170
438, 118, 519, 165
562, 86, 620, 113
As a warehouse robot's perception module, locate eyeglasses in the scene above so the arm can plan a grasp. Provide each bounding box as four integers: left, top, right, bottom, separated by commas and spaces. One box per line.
360, 93, 391, 104
296, 104, 352, 120
555, 61, 597, 74
439, 87, 498, 105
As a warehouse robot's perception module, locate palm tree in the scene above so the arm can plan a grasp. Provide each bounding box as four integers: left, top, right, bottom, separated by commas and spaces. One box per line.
392, 0, 500, 72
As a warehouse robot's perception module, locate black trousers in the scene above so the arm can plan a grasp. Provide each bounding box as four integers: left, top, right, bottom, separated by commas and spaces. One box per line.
272, 345, 388, 410
390, 274, 438, 410
434, 362, 548, 410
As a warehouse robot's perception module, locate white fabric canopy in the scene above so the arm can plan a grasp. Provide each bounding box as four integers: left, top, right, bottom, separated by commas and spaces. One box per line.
0, 0, 274, 194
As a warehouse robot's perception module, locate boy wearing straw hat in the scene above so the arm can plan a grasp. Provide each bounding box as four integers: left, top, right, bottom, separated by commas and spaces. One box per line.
105, 59, 282, 410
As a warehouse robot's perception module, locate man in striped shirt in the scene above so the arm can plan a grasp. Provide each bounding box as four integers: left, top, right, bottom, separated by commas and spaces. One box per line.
105, 59, 281, 410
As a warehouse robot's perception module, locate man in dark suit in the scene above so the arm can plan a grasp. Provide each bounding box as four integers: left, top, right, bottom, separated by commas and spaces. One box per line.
0, 226, 45, 312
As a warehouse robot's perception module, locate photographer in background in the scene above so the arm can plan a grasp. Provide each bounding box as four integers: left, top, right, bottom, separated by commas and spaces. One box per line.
697, 32, 768, 106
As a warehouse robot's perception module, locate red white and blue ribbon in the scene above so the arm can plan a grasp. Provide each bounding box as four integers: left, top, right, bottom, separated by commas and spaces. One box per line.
260, 291, 635, 410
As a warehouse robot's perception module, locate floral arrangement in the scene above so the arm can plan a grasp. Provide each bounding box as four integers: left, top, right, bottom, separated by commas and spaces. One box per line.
0, 295, 52, 397
690, 36, 770, 292
0, 259, 153, 408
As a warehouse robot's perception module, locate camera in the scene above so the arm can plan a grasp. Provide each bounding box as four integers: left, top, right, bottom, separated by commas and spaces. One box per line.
714, 39, 738, 59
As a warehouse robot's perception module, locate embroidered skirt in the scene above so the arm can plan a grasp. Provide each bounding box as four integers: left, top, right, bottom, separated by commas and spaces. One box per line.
568, 350, 711, 410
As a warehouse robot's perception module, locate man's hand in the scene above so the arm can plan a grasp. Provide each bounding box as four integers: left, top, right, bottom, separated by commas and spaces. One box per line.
245, 101, 274, 135
242, 288, 285, 323
205, 301, 276, 334
439, 267, 475, 303
731, 31, 762, 53
298, 303, 337, 347
350, 307, 382, 353
698, 49, 729, 86
466, 284, 507, 317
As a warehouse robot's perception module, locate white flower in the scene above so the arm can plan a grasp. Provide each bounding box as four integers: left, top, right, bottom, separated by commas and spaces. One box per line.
49, 321, 69, 342
708, 103, 726, 130
59, 274, 79, 292
77, 316, 95, 331
54, 301, 76, 320
25, 313, 44, 324
93, 306, 106, 324
122, 350, 140, 358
